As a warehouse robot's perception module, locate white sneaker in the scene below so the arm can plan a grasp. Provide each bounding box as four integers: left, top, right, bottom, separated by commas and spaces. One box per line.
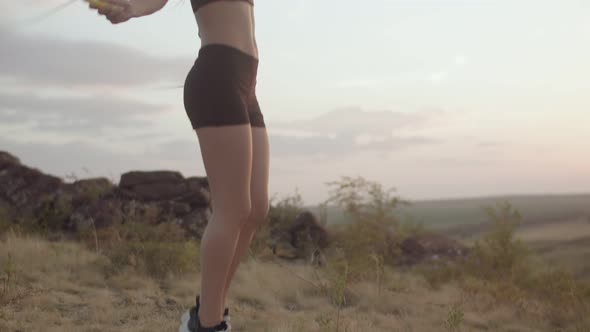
178, 310, 191, 332
178, 299, 230, 332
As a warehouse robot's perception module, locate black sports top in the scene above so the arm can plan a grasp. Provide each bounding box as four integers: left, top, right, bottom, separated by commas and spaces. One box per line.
191, 0, 254, 12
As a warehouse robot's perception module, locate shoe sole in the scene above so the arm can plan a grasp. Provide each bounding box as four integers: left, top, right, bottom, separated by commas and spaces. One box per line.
178, 310, 191, 332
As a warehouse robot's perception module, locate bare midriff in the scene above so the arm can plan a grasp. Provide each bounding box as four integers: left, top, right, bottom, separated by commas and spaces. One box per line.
194, 1, 258, 59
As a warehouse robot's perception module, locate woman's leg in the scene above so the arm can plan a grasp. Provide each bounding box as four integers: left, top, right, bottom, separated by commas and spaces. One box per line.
221, 125, 270, 309
195, 124, 253, 328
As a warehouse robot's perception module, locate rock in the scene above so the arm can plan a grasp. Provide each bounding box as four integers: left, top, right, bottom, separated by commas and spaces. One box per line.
268, 210, 330, 262
399, 232, 469, 265
120, 199, 162, 224
119, 171, 184, 188
290, 211, 330, 249
0, 151, 20, 169
180, 177, 210, 207
0, 152, 64, 220
69, 178, 115, 207
158, 201, 192, 217
69, 197, 124, 231
0, 150, 216, 239
117, 171, 211, 205
273, 242, 298, 259
186, 176, 209, 191
180, 208, 212, 238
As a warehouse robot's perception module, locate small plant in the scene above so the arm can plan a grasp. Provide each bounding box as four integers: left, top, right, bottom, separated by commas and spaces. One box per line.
369, 253, 385, 293
0, 252, 15, 304
444, 302, 464, 332
315, 314, 333, 332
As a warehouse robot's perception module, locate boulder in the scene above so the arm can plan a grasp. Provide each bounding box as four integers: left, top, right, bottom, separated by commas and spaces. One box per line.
0, 151, 64, 219
180, 208, 212, 238
0, 151, 20, 168
117, 171, 210, 207
68, 197, 124, 231
119, 170, 185, 187
269, 210, 330, 262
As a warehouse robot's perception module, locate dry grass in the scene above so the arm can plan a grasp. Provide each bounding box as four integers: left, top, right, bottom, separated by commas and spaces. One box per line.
2, 231, 587, 332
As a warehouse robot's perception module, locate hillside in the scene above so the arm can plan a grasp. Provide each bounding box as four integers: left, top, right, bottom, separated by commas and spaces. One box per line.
2, 233, 586, 332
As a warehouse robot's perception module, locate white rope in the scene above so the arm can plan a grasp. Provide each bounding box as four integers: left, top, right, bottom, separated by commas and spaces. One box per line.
8, 0, 78, 28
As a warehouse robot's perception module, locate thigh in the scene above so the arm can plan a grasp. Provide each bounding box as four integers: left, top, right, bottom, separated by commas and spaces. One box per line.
248, 126, 270, 223
195, 124, 253, 219
247, 93, 266, 128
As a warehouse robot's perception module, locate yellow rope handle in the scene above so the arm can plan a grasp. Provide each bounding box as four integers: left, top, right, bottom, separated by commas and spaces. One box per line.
84, 0, 124, 12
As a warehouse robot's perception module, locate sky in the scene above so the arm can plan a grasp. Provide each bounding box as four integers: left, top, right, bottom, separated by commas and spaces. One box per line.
1, 0, 589, 206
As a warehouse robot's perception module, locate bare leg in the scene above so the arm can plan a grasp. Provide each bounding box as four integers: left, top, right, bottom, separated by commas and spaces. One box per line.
195, 124, 253, 328
221, 126, 270, 310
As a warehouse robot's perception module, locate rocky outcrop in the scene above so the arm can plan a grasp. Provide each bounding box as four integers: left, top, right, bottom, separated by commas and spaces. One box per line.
0, 151, 64, 221
0, 151, 212, 236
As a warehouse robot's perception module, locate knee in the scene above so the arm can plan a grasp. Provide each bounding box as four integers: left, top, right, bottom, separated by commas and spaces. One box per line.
213, 199, 252, 226
247, 198, 270, 228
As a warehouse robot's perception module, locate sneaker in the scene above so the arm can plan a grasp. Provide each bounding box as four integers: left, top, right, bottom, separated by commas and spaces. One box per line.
196, 296, 232, 330
223, 307, 231, 327
178, 296, 231, 332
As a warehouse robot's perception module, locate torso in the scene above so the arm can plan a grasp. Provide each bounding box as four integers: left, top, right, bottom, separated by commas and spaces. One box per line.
192, 0, 258, 59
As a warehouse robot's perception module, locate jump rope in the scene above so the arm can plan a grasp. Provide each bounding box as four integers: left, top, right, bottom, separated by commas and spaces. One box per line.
10, 1, 123, 27
11, 0, 185, 90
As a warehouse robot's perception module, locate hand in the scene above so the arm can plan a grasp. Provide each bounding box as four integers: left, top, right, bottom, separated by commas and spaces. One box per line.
87, 0, 136, 24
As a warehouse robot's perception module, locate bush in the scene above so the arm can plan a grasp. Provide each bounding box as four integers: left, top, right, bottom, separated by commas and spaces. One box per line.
322, 176, 407, 280
107, 240, 199, 279
77, 220, 188, 253
268, 188, 305, 228
324, 175, 407, 226
466, 201, 531, 282
78, 221, 199, 279
458, 202, 590, 329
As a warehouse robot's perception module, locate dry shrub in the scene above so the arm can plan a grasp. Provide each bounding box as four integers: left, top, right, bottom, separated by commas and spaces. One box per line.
466, 202, 532, 283
107, 240, 199, 279
323, 176, 409, 281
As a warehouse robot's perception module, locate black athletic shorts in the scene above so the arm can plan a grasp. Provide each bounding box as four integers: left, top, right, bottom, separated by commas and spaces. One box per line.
183, 43, 265, 129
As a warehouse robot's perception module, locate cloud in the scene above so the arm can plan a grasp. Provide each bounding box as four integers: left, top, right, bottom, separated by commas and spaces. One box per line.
0, 90, 171, 134
0, 137, 153, 181
273, 106, 444, 137
0, 26, 192, 87
264, 107, 443, 158
269, 133, 437, 158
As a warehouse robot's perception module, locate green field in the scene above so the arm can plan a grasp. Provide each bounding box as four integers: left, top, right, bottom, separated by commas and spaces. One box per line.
308, 193, 590, 232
